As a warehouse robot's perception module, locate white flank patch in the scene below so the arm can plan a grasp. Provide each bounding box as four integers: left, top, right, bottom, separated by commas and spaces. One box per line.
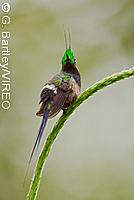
41, 84, 57, 94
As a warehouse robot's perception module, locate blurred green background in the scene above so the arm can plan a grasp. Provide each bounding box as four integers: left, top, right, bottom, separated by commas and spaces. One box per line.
0, 0, 134, 199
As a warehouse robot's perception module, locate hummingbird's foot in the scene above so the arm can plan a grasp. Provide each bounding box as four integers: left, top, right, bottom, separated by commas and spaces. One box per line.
62, 108, 67, 114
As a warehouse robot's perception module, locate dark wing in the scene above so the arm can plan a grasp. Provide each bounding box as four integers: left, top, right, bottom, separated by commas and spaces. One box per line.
36, 88, 53, 116
48, 88, 69, 118
48, 76, 72, 118
38, 74, 62, 104
37, 74, 72, 118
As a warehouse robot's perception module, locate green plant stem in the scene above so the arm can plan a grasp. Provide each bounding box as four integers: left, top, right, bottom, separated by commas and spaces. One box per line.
27, 67, 134, 200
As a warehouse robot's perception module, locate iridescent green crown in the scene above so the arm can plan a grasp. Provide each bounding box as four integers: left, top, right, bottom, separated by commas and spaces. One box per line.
62, 49, 75, 65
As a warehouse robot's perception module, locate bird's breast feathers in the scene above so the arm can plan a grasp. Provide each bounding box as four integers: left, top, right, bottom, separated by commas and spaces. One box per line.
69, 77, 80, 97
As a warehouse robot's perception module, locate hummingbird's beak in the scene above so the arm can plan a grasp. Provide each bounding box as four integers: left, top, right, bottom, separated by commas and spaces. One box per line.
66, 54, 72, 64
66, 54, 69, 61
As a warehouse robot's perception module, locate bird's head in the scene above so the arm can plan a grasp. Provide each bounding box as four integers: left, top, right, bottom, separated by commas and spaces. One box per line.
61, 30, 81, 87
62, 49, 76, 66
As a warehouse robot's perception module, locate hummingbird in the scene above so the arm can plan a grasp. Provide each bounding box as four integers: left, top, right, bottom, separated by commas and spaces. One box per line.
29, 31, 81, 163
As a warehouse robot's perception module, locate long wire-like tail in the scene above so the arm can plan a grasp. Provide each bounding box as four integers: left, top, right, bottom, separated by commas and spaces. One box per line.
30, 105, 50, 163
23, 103, 50, 187
63, 28, 72, 50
